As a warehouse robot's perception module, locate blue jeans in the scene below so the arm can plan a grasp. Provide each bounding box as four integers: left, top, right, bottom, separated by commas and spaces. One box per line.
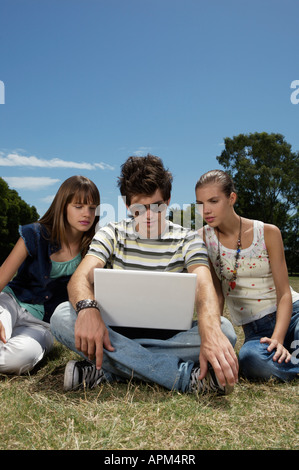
50, 301, 237, 392
239, 300, 299, 382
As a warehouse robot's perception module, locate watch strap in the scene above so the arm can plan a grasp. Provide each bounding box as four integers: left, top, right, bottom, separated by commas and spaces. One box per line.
75, 299, 99, 315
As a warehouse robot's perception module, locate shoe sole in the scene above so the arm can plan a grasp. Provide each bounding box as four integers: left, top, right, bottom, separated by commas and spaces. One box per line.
63, 360, 78, 392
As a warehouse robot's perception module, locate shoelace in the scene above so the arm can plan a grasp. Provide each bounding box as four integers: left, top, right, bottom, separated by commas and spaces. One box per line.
189, 367, 220, 393
79, 362, 104, 389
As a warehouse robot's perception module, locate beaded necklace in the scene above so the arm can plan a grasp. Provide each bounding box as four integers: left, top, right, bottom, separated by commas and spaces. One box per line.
216, 216, 242, 291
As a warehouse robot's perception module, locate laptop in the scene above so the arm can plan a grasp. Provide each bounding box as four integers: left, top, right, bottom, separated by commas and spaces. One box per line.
94, 269, 197, 339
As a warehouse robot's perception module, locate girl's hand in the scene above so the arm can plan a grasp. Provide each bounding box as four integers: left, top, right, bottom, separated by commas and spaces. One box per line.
260, 337, 291, 363
0, 320, 7, 343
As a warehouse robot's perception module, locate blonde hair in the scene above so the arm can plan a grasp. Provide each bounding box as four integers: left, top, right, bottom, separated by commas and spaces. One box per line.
39, 175, 100, 256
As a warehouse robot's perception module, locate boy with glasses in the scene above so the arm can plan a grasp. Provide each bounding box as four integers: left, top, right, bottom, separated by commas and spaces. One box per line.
51, 155, 238, 395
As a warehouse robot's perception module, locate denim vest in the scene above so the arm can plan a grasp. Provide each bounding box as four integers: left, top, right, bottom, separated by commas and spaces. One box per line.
8, 223, 72, 322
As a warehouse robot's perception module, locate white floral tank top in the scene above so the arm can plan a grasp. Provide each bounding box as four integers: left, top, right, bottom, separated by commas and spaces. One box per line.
204, 220, 299, 326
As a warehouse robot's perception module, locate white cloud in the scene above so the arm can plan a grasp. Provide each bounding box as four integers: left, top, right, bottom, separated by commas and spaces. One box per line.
94, 162, 115, 170
2, 176, 60, 190
132, 147, 153, 156
41, 194, 56, 203
0, 152, 115, 170
0, 153, 94, 169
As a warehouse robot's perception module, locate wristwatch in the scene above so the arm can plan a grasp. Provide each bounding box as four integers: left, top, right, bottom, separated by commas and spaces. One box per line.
75, 299, 99, 315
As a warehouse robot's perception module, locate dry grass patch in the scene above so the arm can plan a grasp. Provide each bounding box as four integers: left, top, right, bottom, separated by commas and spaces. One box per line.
0, 277, 298, 450
1, 361, 297, 450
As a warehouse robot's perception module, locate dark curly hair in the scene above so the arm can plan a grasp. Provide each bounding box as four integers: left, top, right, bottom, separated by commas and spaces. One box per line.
117, 154, 173, 205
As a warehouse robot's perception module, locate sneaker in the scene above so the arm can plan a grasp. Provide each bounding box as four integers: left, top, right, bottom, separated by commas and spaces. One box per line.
63, 360, 106, 392
188, 364, 234, 395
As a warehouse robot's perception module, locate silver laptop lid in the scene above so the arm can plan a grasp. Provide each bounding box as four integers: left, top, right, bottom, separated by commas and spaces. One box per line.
94, 269, 197, 331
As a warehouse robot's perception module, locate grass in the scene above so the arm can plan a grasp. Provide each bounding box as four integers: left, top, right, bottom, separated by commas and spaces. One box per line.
0, 278, 298, 450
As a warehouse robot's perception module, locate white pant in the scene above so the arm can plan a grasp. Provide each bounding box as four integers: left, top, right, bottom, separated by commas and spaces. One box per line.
0, 292, 54, 375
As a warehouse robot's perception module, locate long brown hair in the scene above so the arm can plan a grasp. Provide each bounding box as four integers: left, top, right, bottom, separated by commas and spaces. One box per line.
39, 175, 100, 256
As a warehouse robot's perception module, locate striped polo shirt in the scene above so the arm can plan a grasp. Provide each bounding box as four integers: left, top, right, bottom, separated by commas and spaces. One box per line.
87, 218, 209, 272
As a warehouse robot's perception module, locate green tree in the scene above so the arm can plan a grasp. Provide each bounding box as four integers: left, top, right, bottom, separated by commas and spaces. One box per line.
217, 132, 299, 271
217, 132, 298, 226
168, 204, 203, 231
0, 177, 39, 264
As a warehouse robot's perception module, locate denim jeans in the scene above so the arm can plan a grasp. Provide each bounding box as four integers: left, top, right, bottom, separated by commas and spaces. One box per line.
50, 301, 237, 392
239, 300, 299, 382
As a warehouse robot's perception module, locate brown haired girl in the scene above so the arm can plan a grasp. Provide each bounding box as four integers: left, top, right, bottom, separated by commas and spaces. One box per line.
0, 175, 100, 375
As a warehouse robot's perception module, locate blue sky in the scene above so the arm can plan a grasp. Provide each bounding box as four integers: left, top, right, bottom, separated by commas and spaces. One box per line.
1, 0, 299, 224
